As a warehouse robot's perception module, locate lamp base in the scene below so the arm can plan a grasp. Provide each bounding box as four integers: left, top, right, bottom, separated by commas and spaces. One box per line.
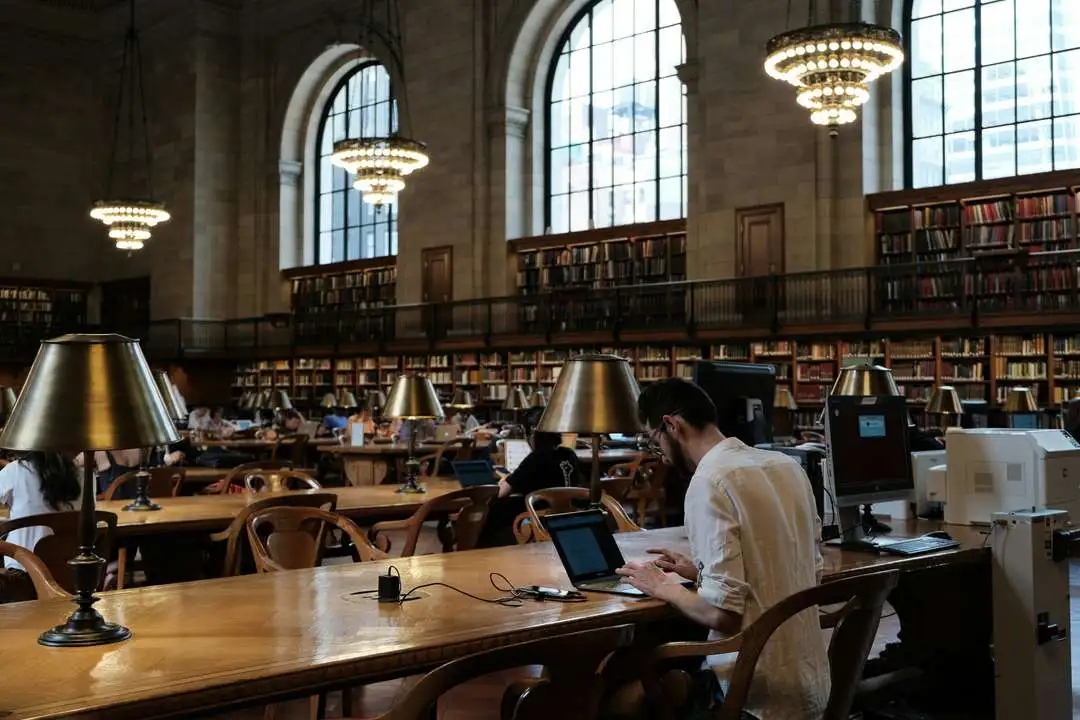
396, 481, 427, 494
122, 471, 160, 511
39, 611, 131, 647
122, 497, 161, 512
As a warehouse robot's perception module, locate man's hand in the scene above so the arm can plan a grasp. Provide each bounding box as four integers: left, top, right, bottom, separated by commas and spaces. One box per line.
647, 547, 698, 582
616, 561, 685, 599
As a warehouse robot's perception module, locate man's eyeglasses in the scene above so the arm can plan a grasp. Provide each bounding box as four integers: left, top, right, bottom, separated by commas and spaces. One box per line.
643, 410, 682, 459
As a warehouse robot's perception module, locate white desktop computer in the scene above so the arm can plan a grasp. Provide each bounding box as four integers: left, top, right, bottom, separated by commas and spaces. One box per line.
944, 429, 1080, 526
911, 449, 946, 517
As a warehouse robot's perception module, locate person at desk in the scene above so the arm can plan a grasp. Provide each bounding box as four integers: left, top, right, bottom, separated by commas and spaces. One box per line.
75, 448, 142, 498
0, 452, 80, 603
495, 430, 581, 498
274, 409, 305, 434
346, 403, 377, 438
450, 410, 481, 433
321, 407, 350, 435
616, 378, 828, 719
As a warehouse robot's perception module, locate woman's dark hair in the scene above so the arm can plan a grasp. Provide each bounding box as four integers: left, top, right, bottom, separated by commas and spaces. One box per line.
22, 452, 80, 512
531, 431, 563, 453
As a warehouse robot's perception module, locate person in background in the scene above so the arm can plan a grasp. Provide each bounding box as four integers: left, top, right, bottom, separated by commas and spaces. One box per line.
75, 448, 142, 498
322, 407, 350, 435
206, 407, 236, 438
392, 418, 436, 443
0, 452, 81, 603
1065, 397, 1080, 440
187, 406, 212, 430
346, 403, 377, 439
451, 410, 481, 433
616, 379, 828, 719
495, 430, 580, 499
274, 409, 306, 434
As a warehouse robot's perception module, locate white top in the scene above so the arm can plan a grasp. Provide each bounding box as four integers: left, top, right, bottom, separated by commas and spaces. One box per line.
686, 437, 829, 719
0, 460, 77, 572
188, 409, 211, 430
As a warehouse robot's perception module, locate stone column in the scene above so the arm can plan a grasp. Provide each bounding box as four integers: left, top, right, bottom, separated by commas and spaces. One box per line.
278, 159, 303, 269
676, 60, 702, 279
486, 104, 530, 297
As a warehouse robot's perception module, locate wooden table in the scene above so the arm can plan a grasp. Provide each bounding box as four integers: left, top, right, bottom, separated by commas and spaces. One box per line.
197, 437, 338, 450
1, 481, 464, 538
0, 523, 991, 720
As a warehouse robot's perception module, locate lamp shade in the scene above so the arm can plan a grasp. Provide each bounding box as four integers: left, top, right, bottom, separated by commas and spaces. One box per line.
153, 370, 185, 421
773, 385, 797, 410
830, 363, 900, 398
269, 389, 292, 410
537, 354, 644, 434
169, 379, 188, 417
926, 386, 964, 415
384, 374, 445, 420
502, 387, 530, 412
1003, 387, 1038, 413
367, 389, 387, 409
0, 334, 179, 453
447, 388, 475, 409
337, 390, 358, 408
320, 392, 338, 409
0, 386, 18, 424
529, 388, 548, 408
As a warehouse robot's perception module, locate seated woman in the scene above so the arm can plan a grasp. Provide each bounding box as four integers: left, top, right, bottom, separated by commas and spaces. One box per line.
0, 452, 80, 603
75, 448, 142, 498
345, 403, 377, 440
187, 406, 212, 430
207, 407, 236, 438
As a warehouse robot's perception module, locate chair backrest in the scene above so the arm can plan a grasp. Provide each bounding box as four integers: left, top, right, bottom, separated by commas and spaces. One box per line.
648, 569, 899, 720
0, 540, 68, 600
272, 434, 310, 465
369, 625, 636, 720
217, 460, 294, 495
525, 488, 641, 541
421, 438, 477, 477
102, 468, 184, 501
246, 506, 386, 572
371, 485, 499, 557
243, 470, 321, 494
0, 511, 118, 593
217, 492, 338, 576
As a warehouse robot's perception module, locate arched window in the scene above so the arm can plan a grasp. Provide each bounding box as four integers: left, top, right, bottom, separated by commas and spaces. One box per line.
907, 0, 1080, 188
315, 61, 398, 263
546, 0, 686, 234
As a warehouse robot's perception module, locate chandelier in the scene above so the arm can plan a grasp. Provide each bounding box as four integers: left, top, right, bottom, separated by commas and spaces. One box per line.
90, 0, 169, 251
331, 137, 429, 206
331, 0, 429, 207
764, 1, 903, 128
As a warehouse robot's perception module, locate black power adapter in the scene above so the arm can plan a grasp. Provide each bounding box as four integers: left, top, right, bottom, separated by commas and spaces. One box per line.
378, 566, 401, 603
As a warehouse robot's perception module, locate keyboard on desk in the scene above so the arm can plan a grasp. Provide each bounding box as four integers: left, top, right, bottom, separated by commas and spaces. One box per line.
876, 536, 961, 556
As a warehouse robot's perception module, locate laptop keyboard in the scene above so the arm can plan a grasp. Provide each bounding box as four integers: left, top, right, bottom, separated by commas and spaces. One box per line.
582, 579, 642, 593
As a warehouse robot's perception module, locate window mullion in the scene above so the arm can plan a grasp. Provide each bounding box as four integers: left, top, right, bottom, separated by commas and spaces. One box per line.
973, 3, 984, 181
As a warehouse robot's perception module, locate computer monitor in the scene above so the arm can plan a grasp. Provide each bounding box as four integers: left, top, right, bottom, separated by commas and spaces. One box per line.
824, 394, 913, 508
693, 361, 775, 446
1010, 413, 1039, 430
960, 400, 988, 429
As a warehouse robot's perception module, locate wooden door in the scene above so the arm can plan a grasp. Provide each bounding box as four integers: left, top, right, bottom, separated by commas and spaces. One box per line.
735, 205, 784, 320
100, 276, 151, 336
421, 247, 452, 336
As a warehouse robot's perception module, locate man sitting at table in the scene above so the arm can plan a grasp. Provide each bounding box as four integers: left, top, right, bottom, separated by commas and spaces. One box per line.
616, 379, 828, 719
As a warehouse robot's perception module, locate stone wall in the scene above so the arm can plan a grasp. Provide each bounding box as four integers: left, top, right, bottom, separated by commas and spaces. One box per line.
0, 0, 904, 320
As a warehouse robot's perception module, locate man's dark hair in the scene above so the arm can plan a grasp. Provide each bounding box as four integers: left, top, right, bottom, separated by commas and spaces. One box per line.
637, 378, 718, 430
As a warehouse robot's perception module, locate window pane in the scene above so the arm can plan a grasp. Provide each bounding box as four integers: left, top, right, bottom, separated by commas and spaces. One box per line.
332, 191, 345, 227
634, 133, 656, 182
658, 176, 681, 220
942, 0, 973, 9
550, 100, 570, 147
943, 9, 975, 72
1017, 120, 1054, 174
634, 32, 656, 82
592, 43, 613, 92
346, 227, 360, 261
373, 223, 388, 258
981, 62, 1016, 126
569, 191, 590, 231
981, 124, 1016, 178
613, 184, 634, 225
612, 134, 634, 185
331, 229, 345, 263
658, 0, 680, 27
913, 137, 944, 189
911, 17, 943, 78
1054, 115, 1080, 168
980, 0, 1015, 65
318, 232, 332, 265
658, 76, 683, 127
945, 131, 976, 183
592, 0, 613, 43
569, 144, 590, 192
634, 81, 656, 131
658, 126, 682, 177
1016, 55, 1052, 121
592, 90, 614, 138
945, 71, 976, 131
1016, 0, 1050, 58
592, 187, 613, 227
1053, 0, 1080, 50
613, 0, 634, 39
659, 25, 682, 76
634, 181, 656, 223
569, 50, 590, 97
550, 194, 570, 233
592, 139, 613, 187
612, 37, 634, 87
912, 77, 944, 137
569, 96, 590, 144
1053, 50, 1080, 115
913, 0, 942, 19
551, 53, 570, 100
551, 147, 570, 195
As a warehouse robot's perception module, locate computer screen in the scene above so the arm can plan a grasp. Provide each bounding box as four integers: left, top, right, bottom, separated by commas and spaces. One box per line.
825, 395, 912, 506
544, 510, 626, 582
1010, 413, 1039, 430
693, 361, 776, 446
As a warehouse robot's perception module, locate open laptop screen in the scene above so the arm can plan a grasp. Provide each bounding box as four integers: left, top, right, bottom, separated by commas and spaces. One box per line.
544, 510, 628, 583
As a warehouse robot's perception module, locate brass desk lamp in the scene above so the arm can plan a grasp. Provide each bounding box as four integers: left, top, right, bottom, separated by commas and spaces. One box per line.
926, 385, 964, 429
384, 374, 444, 493
0, 334, 178, 647
538, 354, 643, 505
447, 388, 476, 410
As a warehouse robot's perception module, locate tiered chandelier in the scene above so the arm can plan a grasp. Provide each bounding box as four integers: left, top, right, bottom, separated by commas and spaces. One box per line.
764, 1, 904, 128
330, 0, 429, 206
90, 0, 169, 250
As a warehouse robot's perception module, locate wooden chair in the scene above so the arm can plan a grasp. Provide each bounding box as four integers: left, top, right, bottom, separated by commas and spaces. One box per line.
360, 624, 636, 720
0, 511, 118, 593
625, 459, 669, 528
272, 434, 310, 466
246, 506, 386, 572
369, 485, 499, 557
209, 492, 338, 577
520, 487, 641, 543
0, 540, 68, 601
209, 460, 294, 495
101, 468, 184, 500
417, 437, 476, 477
644, 570, 900, 720
243, 469, 322, 493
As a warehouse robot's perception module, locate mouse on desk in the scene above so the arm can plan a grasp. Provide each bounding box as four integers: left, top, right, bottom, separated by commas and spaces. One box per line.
923, 530, 952, 540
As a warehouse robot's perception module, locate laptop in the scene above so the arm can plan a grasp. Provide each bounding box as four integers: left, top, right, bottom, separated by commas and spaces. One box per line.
435, 424, 459, 442
451, 460, 497, 487
298, 420, 320, 437
544, 510, 645, 597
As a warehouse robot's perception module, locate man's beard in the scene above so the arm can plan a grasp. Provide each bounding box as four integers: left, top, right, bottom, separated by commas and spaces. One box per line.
665, 439, 694, 478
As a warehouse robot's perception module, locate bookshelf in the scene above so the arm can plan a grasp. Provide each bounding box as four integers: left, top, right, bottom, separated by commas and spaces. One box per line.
284, 259, 397, 342
0, 280, 90, 344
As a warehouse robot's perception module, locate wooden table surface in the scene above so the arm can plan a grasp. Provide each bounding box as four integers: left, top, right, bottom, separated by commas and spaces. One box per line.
0, 481, 464, 537
0, 522, 989, 720
197, 437, 338, 450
